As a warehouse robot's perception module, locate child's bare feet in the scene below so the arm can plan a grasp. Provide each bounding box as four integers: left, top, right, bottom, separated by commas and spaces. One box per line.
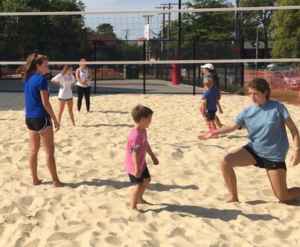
53, 181, 65, 187
226, 197, 239, 203
130, 207, 141, 213
137, 199, 152, 205
33, 179, 43, 185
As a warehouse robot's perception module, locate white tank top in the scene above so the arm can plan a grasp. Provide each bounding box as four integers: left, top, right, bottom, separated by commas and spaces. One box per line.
76, 68, 90, 87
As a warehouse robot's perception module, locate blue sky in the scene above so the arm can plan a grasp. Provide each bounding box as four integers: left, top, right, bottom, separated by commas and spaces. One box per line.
82, 0, 236, 39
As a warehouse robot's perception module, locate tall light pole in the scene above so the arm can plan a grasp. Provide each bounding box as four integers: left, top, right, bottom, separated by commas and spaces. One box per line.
178, 0, 181, 50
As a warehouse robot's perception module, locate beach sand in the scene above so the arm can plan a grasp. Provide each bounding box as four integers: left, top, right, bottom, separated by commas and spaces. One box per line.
0, 92, 300, 247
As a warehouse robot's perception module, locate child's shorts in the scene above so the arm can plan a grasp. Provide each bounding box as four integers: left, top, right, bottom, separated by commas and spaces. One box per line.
128, 167, 151, 184
206, 110, 217, 121
243, 145, 287, 171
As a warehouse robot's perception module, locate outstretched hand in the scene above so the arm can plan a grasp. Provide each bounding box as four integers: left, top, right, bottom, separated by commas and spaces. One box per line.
290, 152, 300, 166
198, 130, 213, 140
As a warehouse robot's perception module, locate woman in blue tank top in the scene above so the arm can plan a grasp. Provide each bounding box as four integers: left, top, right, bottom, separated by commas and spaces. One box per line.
198, 78, 300, 203
22, 53, 64, 187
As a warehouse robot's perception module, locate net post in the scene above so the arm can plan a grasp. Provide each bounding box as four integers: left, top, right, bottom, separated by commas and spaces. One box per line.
224, 67, 228, 92
240, 35, 245, 88
93, 41, 97, 94
193, 40, 196, 95
143, 40, 146, 94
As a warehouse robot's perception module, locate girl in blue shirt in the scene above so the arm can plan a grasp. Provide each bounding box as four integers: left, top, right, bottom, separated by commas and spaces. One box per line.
198, 78, 300, 203
23, 53, 64, 187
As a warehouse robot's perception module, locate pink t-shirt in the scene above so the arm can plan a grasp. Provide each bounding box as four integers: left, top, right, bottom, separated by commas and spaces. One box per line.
125, 128, 148, 175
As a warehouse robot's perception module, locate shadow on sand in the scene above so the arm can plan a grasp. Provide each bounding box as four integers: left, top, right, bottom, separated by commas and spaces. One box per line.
143, 203, 279, 222
64, 179, 199, 192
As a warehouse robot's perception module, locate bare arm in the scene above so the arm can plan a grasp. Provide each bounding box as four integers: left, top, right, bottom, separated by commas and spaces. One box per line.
198, 122, 240, 140
87, 67, 94, 81
131, 150, 141, 177
147, 144, 159, 165
216, 99, 223, 114
51, 79, 63, 88
285, 116, 300, 166
201, 99, 207, 117
40, 91, 59, 131
75, 68, 85, 84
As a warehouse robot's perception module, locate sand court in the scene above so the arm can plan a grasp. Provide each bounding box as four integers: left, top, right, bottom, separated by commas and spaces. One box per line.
0, 92, 300, 246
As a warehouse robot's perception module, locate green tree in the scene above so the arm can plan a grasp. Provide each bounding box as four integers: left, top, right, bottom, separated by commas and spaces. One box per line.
96, 23, 116, 37
0, 0, 88, 60
270, 0, 300, 59
168, 0, 235, 47
239, 0, 276, 58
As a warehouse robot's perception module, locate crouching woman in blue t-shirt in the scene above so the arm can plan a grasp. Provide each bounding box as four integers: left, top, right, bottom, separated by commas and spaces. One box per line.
22, 53, 64, 187
198, 78, 300, 203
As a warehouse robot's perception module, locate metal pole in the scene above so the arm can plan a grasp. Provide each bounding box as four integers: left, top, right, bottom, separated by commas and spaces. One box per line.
240, 35, 245, 87
178, 0, 181, 49
178, 0, 182, 85
234, 0, 239, 87
93, 41, 97, 94
255, 26, 259, 70
143, 40, 146, 94
193, 40, 196, 95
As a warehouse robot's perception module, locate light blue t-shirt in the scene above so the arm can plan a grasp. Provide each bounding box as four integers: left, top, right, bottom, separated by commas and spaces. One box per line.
234, 100, 289, 162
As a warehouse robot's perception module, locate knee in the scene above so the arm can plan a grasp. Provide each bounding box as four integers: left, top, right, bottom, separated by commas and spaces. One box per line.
144, 177, 151, 185
30, 148, 39, 156
44, 146, 55, 155
219, 155, 231, 169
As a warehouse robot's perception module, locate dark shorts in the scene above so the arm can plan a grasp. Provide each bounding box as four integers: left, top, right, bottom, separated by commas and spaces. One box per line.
206, 110, 217, 121
243, 145, 287, 171
25, 117, 53, 133
59, 98, 72, 101
128, 167, 151, 184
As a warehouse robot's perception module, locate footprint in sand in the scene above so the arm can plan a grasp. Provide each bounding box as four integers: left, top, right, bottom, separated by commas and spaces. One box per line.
105, 236, 121, 246
19, 196, 34, 207
0, 203, 15, 214
4, 212, 21, 224
172, 149, 184, 159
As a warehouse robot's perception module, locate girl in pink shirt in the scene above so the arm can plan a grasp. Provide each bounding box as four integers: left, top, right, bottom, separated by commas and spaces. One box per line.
125, 105, 159, 212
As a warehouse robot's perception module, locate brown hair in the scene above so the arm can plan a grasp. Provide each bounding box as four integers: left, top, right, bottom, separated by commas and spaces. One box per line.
248, 78, 271, 100
208, 68, 220, 90
204, 78, 213, 88
61, 65, 73, 75
132, 105, 153, 122
21, 53, 48, 81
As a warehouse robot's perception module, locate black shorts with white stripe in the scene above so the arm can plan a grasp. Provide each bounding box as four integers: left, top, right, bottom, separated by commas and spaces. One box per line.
25, 117, 53, 133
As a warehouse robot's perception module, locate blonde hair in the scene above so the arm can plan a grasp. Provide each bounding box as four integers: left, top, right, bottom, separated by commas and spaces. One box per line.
21, 53, 48, 81
61, 65, 72, 75
204, 78, 213, 88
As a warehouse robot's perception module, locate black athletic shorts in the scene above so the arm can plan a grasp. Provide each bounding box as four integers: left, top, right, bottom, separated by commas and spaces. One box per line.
206, 110, 217, 121
128, 167, 151, 184
25, 117, 53, 133
243, 145, 287, 171
59, 98, 72, 101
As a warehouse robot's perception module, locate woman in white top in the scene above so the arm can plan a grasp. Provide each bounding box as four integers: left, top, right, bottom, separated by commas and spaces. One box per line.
51, 65, 76, 126
75, 58, 93, 112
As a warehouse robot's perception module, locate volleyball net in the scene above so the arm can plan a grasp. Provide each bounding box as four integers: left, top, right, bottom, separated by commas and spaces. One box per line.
0, 6, 299, 100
